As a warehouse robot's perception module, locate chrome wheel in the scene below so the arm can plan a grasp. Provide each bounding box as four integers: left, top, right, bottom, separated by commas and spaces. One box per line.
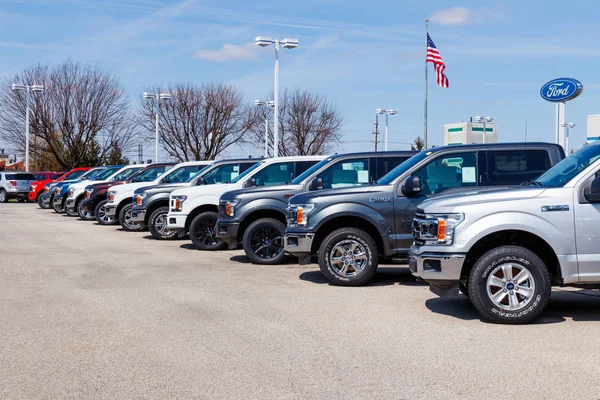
154, 212, 170, 236
123, 209, 140, 229
78, 201, 93, 220
0, 190, 6, 202
329, 239, 368, 277
486, 263, 536, 311
97, 204, 112, 223
250, 225, 283, 259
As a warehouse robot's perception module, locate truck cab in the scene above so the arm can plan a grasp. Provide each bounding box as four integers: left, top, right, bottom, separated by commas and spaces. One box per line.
284, 143, 565, 287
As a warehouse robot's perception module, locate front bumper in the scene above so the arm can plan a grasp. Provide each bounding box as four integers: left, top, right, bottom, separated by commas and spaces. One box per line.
105, 204, 117, 217
130, 207, 147, 223
80, 199, 95, 214
52, 195, 65, 209
28, 191, 39, 201
40, 193, 52, 207
409, 245, 466, 297
215, 220, 240, 249
283, 230, 315, 264
167, 213, 187, 230
65, 198, 76, 210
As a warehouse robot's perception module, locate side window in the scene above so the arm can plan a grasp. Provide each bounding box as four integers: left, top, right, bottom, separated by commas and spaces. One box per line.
318, 158, 370, 189
239, 162, 257, 173
251, 162, 295, 186
296, 161, 318, 176
413, 152, 478, 195
489, 150, 551, 185
376, 157, 410, 180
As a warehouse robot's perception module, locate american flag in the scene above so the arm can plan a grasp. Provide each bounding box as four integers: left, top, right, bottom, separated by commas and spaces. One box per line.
427, 33, 449, 88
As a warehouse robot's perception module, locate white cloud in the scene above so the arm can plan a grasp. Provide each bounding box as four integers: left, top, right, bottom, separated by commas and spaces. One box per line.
429, 7, 473, 26
192, 42, 260, 62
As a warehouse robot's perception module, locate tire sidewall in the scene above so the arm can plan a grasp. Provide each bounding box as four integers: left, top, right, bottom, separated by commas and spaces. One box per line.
319, 229, 377, 286
190, 211, 224, 250
0, 190, 7, 203
243, 218, 286, 264
469, 247, 550, 324
119, 203, 144, 231
78, 200, 93, 220
149, 207, 176, 240
95, 200, 115, 225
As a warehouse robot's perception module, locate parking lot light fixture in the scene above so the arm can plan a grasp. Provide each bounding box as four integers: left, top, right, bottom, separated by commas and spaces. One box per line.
255, 100, 275, 157
12, 83, 44, 172
255, 36, 299, 157
144, 91, 172, 163
376, 109, 398, 151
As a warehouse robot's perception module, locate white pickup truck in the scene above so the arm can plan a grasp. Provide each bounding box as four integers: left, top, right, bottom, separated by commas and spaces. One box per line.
410, 143, 600, 324
105, 161, 211, 230
64, 165, 145, 218
167, 156, 325, 250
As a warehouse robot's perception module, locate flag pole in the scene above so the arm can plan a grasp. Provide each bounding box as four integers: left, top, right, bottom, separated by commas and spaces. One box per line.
424, 18, 429, 149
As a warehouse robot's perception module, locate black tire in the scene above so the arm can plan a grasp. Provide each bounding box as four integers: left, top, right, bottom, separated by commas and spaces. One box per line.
18, 197, 28, 203
148, 206, 178, 240
243, 218, 286, 265
468, 245, 551, 324
78, 200, 95, 221
189, 211, 226, 250
119, 203, 146, 231
53, 197, 65, 213
318, 227, 378, 286
95, 200, 117, 225
38, 194, 48, 209
0, 190, 7, 203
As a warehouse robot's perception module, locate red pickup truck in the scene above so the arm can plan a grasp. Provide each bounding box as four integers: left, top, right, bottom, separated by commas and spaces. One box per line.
29, 167, 91, 206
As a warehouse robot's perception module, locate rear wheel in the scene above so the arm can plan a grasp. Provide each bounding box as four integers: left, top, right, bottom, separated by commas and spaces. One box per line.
119, 203, 145, 231
78, 200, 95, 220
148, 206, 178, 240
318, 227, 378, 286
189, 211, 226, 250
0, 190, 7, 203
95, 200, 116, 225
243, 218, 286, 264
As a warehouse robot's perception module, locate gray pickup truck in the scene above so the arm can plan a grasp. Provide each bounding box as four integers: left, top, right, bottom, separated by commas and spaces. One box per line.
284, 143, 565, 286
216, 151, 416, 264
410, 143, 600, 324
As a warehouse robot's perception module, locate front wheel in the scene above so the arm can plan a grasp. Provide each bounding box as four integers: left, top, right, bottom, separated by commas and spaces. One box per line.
467, 245, 551, 324
148, 206, 178, 240
38, 194, 49, 209
243, 218, 286, 264
95, 200, 116, 225
318, 227, 378, 286
53, 197, 65, 213
189, 211, 226, 250
65, 201, 79, 217
78, 200, 95, 220
119, 203, 146, 231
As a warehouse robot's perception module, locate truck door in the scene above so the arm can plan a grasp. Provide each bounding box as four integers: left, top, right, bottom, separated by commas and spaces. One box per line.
392, 150, 481, 257
574, 169, 600, 282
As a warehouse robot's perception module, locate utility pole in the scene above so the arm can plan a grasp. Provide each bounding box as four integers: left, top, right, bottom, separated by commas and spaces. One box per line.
372, 114, 380, 151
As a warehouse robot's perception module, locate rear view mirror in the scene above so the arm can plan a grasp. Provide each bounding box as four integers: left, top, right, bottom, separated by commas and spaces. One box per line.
401, 176, 421, 197
244, 178, 257, 188
309, 177, 324, 191
584, 176, 600, 203
196, 177, 205, 186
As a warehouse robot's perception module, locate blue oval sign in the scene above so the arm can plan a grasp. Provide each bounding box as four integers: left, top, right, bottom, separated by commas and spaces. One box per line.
540, 78, 583, 102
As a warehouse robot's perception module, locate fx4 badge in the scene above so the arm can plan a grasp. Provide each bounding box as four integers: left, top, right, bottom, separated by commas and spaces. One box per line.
541, 205, 569, 212
369, 197, 391, 203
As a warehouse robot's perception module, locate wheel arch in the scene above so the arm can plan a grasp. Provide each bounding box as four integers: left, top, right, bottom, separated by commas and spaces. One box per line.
185, 204, 219, 231
238, 208, 287, 242
312, 215, 385, 256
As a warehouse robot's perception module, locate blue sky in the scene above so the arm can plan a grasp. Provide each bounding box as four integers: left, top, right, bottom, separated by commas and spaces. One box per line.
1, 0, 600, 160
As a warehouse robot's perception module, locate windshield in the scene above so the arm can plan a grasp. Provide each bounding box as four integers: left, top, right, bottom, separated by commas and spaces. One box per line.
66, 170, 87, 180
535, 144, 600, 188
93, 167, 121, 181
161, 165, 204, 184
230, 161, 263, 183
132, 165, 170, 182
194, 163, 245, 184
186, 165, 211, 182
111, 167, 142, 182
377, 151, 427, 184
81, 169, 104, 180
291, 157, 338, 184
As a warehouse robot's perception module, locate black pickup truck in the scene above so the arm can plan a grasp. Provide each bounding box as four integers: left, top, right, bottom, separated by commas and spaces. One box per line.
283, 142, 566, 286
216, 151, 416, 264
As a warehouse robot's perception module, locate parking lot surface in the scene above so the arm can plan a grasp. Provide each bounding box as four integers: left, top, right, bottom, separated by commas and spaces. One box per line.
2, 203, 600, 399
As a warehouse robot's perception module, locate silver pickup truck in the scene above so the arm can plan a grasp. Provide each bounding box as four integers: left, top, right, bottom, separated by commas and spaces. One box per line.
410, 143, 600, 324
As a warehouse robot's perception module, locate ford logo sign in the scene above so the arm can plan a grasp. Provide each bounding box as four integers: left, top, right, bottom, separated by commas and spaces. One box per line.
540, 78, 583, 102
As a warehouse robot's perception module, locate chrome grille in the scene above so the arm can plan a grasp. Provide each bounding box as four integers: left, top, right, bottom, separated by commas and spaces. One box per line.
412, 209, 438, 246
286, 206, 298, 226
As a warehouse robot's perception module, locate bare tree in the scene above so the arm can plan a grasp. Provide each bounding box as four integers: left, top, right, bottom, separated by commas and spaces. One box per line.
411, 137, 425, 151
139, 82, 253, 161
251, 89, 343, 156
0, 60, 134, 170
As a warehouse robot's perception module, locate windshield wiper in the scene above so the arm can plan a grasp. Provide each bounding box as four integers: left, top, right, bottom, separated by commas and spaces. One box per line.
521, 181, 543, 187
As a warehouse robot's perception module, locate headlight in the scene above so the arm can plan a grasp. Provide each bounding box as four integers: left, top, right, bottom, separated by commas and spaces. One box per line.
221, 199, 239, 217
68, 188, 75, 197
413, 213, 464, 245
55, 187, 61, 195
85, 189, 94, 199
288, 204, 314, 226
30, 184, 37, 192
134, 193, 146, 206
108, 191, 116, 202
45, 187, 50, 193
171, 195, 187, 212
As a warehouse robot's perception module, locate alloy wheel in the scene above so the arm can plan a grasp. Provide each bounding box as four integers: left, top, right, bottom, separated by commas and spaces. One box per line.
328, 239, 368, 277
486, 263, 536, 311
249, 226, 283, 259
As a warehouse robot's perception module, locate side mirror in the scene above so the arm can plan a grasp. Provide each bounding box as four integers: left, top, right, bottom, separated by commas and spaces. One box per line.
309, 177, 324, 191
244, 178, 257, 188
401, 176, 421, 197
584, 176, 600, 203
196, 177, 205, 186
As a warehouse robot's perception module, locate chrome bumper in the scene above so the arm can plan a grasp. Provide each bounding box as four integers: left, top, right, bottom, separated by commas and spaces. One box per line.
131, 209, 146, 223
65, 199, 76, 209
105, 205, 117, 217
409, 245, 466, 296
283, 232, 314, 264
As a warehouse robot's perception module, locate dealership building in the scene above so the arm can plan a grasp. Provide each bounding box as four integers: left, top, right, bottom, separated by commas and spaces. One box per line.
443, 121, 498, 146
587, 115, 600, 144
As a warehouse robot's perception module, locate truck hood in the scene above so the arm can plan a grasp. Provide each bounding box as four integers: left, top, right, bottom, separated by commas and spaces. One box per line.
222, 184, 301, 200
110, 181, 155, 194
420, 187, 546, 213
171, 182, 235, 198
290, 184, 381, 205
134, 183, 190, 195
85, 181, 123, 191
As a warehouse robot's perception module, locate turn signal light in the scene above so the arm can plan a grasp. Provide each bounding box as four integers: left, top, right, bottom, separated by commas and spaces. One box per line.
225, 203, 232, 217
437, 219, 446, 241
136, 196, 142, 206
296, 207, 303, 224
109, 193, 114, 202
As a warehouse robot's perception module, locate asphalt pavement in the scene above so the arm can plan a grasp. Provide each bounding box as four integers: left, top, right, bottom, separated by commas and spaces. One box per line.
1, 203, 600, 399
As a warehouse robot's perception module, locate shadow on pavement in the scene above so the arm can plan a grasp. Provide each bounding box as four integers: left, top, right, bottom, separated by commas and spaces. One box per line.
229, 255, 299, 265
425, 288, 600, 324
299, 266, 425, 287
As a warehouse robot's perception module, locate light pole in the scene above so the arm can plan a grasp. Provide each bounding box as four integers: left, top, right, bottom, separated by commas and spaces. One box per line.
255, 36, 298, 157
475, 116, 493, 144
144, 91, 172, 163
376, 109, 398, 151
561, 122, 575, 154
255, 100, 275, 157
12, 83, 44, 172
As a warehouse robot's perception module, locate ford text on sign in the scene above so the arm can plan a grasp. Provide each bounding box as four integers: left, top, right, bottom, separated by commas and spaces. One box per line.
540, 78, 583, 102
